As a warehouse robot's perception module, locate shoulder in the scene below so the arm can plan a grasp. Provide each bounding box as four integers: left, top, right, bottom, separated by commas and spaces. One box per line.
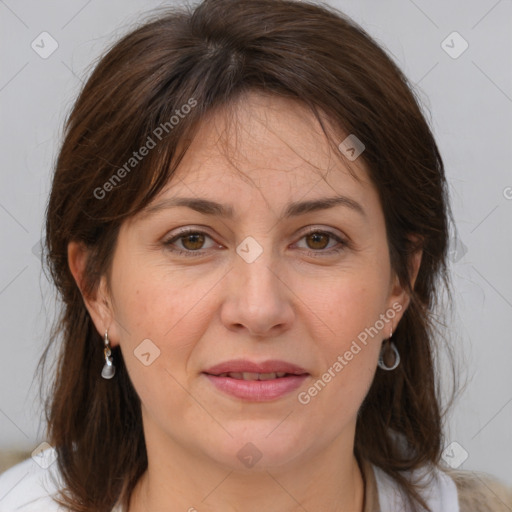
370, 458, 512, 512
443, 467, 512, 512
0, 447, 67, 511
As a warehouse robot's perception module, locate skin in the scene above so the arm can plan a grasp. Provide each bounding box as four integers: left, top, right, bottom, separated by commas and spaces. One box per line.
69, 91, 421, 512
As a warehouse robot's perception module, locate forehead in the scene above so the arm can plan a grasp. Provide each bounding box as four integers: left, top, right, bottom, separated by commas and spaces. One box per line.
135, 91, 379, 226
166, 91, 371, 196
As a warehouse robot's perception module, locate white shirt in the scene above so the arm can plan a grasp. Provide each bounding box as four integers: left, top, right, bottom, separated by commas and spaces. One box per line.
0, 447, 459, 512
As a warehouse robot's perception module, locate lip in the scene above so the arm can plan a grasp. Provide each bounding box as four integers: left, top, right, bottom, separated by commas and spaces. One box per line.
204, 359, 309, 375
202, 359, 310, 402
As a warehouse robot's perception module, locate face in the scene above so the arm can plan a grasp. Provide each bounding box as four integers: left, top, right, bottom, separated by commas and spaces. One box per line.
77, 91, 411, 472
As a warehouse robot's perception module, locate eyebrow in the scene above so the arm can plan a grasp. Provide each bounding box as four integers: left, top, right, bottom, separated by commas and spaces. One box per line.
140, 195, 366, 220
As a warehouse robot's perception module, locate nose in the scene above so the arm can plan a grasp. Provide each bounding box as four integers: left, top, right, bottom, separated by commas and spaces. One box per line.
219, 249, 295, 338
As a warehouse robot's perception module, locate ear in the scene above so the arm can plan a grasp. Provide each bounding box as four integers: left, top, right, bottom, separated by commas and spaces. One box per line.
385, 241, 423, 333
67, 241, 118, 347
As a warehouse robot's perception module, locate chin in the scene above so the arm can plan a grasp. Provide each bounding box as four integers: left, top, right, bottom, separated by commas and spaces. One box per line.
199, 424, 310, 472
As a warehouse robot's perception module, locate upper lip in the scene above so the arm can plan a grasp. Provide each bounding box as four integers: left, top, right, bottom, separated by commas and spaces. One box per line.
204, 359, 309, 376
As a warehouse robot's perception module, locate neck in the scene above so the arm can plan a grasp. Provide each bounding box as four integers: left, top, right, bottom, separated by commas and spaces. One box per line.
128, 420, 365, 512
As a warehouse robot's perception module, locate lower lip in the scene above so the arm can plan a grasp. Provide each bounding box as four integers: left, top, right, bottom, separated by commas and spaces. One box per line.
203, 373, 309, 401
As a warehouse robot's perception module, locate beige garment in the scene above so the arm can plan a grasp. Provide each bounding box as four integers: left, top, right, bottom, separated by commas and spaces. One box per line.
447, 467, 512, 512
359, 457, 512, 512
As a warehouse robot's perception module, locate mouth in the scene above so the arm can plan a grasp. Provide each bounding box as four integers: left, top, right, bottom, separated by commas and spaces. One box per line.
202, 360, 310, 401
209, 371, 298, 380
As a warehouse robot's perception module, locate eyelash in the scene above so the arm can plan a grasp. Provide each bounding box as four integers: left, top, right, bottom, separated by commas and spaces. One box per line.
162, 228, 348, 258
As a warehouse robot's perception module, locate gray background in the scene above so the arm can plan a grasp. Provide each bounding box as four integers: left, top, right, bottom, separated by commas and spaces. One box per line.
1, 0, 511, 486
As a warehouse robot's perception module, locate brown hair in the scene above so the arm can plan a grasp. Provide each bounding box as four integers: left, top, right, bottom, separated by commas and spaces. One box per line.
39, 0, 455, 510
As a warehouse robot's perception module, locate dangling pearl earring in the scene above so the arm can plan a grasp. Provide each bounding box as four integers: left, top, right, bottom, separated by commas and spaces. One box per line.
101, 329, 116, 379
378, 327, 400, 371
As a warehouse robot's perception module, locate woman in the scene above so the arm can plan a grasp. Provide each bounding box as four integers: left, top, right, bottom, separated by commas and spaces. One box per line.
0, 0, 510, 511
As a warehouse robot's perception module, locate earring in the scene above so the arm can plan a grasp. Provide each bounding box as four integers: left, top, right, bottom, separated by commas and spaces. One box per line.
378, 328, 400, 371
101, 329, 116, 379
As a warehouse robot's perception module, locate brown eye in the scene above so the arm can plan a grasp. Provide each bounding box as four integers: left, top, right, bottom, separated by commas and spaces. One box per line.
180, 232, 206, 250
163, 230, 217, 256
295, 229, 347, 256
305, 232, 330, 250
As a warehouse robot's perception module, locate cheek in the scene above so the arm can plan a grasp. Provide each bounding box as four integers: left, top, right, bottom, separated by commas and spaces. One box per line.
311, 273, 390, 348
111, 272, 205, 425
301, 274, 388, 403
112, 256, 219, 341
110, 260, 223, 399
